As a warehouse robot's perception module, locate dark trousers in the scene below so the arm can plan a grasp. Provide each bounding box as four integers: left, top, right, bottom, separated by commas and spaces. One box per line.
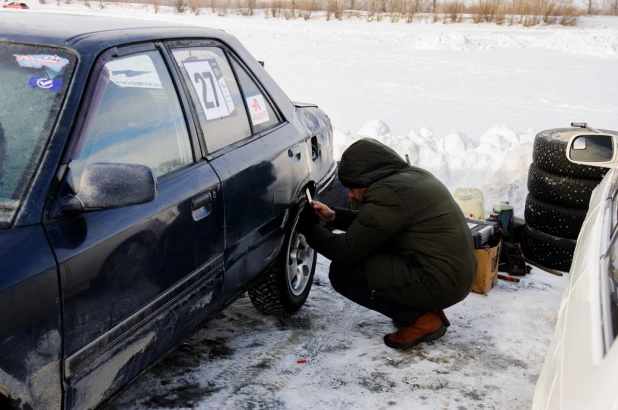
329, 262, 425, 325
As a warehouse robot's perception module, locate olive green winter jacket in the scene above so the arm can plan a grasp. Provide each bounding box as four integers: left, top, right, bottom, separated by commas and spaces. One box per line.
303, 138, 477, 310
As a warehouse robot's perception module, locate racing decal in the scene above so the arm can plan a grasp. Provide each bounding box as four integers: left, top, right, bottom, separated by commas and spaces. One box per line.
107, 55, 163, 89
183, 59, 235, 121
246, 94, 270, 126
14, 54, 70, 72
27, 76, 63, 92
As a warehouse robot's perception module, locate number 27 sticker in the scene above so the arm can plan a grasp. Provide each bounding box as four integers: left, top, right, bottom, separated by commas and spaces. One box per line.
183, 59, 235, 120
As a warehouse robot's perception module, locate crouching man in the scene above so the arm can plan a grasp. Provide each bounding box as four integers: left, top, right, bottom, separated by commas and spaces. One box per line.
297, 138, 477, 350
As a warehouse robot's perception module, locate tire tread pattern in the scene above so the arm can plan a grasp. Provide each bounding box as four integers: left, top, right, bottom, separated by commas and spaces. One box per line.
248, 266, 287, 315
524, 194, 588, 240
521, 224, 576, 272
527, 163, 599, 209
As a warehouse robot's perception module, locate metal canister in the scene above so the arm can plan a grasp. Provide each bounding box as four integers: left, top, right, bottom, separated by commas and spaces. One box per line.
493, 202, 514, 236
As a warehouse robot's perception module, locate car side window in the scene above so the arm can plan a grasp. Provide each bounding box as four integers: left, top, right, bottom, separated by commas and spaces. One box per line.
71, 51, 193, 186
172, 47, 250, 153
230, 59, 281, 134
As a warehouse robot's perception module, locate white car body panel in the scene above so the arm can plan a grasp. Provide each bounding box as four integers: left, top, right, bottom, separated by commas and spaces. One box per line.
533, 168, 618, 410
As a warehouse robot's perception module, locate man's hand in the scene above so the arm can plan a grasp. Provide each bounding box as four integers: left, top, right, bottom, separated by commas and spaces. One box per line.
311, 200, 335, 222
297, 203, 320, 233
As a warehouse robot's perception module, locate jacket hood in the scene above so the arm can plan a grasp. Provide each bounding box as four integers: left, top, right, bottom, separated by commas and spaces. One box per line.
338, 138, 409, 188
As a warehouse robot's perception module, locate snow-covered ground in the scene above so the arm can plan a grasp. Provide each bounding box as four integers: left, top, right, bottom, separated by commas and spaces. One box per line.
11, 3, 618, 216
6, 5, 616, 408
105, 258, 565, 410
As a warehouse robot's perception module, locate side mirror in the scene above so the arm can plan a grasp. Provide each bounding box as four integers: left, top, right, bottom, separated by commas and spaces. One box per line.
60, 163, 157, 213
567, 134, 617, 168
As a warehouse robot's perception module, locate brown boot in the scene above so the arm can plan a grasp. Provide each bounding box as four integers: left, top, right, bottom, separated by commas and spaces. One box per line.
384, 311, 447, 350
434, 309, 451, 328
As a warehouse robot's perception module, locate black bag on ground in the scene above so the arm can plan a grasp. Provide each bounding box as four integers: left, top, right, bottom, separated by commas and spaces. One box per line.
500, 240, 531, 276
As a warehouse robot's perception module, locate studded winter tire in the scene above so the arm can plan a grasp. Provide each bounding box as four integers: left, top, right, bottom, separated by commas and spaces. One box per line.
521, 224, 576, 272
248, 198, 317, 314
527, 163, 600, 209
532, 128, 612, 180
524, 194, 588, 240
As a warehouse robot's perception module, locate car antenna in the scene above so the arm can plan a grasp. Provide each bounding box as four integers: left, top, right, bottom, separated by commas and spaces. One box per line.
571, 122, 601, 134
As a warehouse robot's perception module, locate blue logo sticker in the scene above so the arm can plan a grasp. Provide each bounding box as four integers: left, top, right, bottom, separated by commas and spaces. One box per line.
28, 76, 63, 92
14, 54, 70, 73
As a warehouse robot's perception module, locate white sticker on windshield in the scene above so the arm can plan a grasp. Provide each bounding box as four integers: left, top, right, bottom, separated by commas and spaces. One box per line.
183, 59, 235, 120
14, 54, 70, 72
107, 55, 163, 89
246, 94, 270, 126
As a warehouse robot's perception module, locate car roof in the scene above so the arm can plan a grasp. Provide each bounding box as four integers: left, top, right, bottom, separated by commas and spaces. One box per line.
0, 12, 229, 51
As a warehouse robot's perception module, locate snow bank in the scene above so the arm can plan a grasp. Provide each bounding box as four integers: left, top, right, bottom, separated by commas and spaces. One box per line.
403, 30, 618, 57
334, 121, 534, 218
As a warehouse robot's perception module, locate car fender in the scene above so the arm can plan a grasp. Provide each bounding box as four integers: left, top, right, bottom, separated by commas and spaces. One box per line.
533, 169, 618, 409
294, 104, 335, 188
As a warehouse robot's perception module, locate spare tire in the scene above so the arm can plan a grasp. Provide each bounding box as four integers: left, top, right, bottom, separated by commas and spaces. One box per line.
521, 224, 576, 272
527, 163, 599, 209
524, 194, 588, 240
532, 128, 612, 180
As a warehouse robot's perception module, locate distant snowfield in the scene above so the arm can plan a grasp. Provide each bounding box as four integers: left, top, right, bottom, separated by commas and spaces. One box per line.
15, 3, 618, 216
6, 6, 615, 408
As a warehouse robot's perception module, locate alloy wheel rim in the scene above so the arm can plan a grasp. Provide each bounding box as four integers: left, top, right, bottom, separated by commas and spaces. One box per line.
287, 230, 314, 296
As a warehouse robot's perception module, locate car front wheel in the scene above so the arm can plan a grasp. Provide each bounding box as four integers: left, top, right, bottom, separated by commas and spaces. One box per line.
249, 198, 317, 314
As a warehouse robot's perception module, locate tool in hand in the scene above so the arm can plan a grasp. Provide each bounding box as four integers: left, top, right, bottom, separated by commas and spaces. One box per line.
306, 188, 313, 204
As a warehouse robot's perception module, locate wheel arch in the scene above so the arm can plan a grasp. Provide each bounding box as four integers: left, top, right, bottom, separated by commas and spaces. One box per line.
291, 180, 316, 205
248, 193, 317, 314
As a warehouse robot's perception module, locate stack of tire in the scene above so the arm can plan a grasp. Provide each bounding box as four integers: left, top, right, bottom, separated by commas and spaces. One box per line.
523, 128, 615, 271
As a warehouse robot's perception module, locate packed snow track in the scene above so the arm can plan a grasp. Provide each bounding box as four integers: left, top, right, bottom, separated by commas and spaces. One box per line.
105, 255, 566, 410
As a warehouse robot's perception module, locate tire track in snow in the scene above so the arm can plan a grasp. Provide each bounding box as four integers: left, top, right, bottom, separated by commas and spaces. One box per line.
217, 287, 364, 409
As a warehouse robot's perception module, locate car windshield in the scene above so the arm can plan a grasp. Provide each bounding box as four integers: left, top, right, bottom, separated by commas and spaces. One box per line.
0, 43, 74, 228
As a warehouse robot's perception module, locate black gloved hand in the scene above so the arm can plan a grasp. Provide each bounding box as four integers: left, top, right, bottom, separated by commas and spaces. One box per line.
296, 203, 320, 234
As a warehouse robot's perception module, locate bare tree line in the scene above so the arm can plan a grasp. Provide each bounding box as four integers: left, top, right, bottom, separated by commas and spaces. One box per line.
172, 0, 617, 18
43, 0, 618, 20
437, 0, 582, 25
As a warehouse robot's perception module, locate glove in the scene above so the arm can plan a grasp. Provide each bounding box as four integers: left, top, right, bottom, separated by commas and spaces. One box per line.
296, 203, 320, 234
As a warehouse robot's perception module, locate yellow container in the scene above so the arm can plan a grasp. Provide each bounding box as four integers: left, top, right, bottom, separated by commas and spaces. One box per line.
452, 188, 485, 220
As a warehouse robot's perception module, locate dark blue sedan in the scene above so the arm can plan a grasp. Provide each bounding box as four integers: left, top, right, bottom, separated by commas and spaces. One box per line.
0, 13, 346, 410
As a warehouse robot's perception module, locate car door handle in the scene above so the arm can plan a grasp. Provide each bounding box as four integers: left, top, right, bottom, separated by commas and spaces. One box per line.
191, 192, 212, 211
288, 145, 301, 158
311, 135, 321, 161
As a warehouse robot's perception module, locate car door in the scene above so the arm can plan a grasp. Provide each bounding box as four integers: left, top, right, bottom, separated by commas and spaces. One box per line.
43, 45, 225, 410
598, 174, 618, 400
169, 43, 308, 299
547, 169, 618, 408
